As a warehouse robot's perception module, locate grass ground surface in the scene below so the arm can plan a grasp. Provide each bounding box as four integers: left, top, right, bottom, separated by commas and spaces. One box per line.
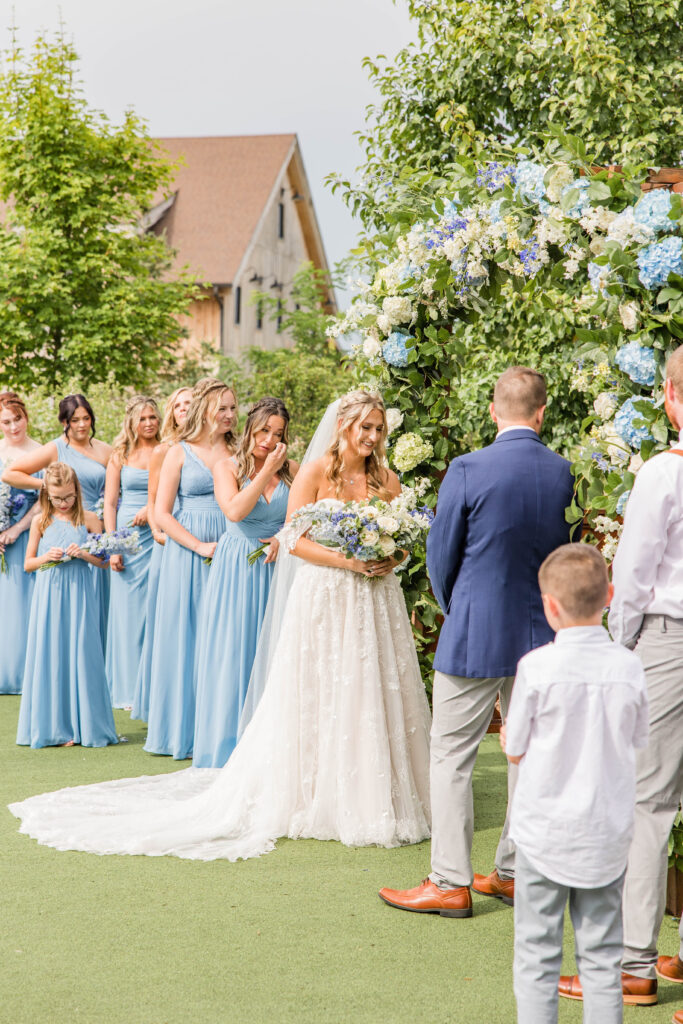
1, 695, 680, 1024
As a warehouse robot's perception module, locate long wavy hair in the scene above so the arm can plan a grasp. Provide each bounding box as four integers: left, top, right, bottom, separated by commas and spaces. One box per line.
160, 387, 192, 443
112, 396, 161, 463
179, 378, 238, 448
234, 397, 292, 489
58, 394, 96, 439
325, 390, 390, 498
38, 462, 85, 534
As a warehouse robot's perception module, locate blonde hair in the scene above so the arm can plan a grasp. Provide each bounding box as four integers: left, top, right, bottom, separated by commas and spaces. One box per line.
179, 378, 237, 448
325, 389, 390, 498
493, 366, 547, 420
538, 544, 609, 619
112, 395, 161, 463
666, 346, 683, 399
160, 387, 192, 443
38, 462, 86, 534
234, 397, 292, 489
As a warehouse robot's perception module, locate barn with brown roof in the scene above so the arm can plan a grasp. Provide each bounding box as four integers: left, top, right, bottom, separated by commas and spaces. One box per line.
145, 133, 335, 357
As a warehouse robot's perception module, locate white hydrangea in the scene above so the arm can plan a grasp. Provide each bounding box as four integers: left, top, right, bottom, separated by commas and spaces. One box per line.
618, 301, 639, 332
607, 208, 655, 247
593, 515, 622, 535
601, 427, 630, 464
628, 453, 644, 474
363, 336, 382, 359
382, 296, 413, 327
545, 163, 575, 203
385, 407, 404, 434
579, 206, 617, 235
601, 534, 619, 562
593, 392, 618, 420
377, 314, 391, 335
536, 216, 569, 248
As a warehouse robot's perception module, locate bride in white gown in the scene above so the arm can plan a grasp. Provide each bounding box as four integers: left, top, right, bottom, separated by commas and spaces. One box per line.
9, 390, 431, 860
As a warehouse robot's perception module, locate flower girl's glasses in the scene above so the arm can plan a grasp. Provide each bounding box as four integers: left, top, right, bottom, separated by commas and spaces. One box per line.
49, 493, 77, 506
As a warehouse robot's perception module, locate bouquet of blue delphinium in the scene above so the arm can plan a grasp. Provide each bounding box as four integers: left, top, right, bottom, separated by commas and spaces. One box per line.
287, 488, 434, 568
40, 528, 140, 570
0, 482, 29, 573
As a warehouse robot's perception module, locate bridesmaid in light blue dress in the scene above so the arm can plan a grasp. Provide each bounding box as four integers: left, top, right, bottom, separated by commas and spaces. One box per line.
131, 387, 193, 722
17, 462, 117, 748
193, 398, 296, 768
0, 392, 42, 694
104, 396, 161, 708
2, 394, 112, 651
145, 378, 238, 759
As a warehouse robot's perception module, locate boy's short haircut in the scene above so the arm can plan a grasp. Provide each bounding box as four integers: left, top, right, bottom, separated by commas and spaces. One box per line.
538, 544, 609, 619
493, 366, 547, 421
666, 346, 683, 400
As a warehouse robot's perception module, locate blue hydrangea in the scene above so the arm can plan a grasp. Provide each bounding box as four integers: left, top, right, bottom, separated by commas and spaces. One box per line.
637, 236, 683, 290
614, 341, 657, 387
519, 237, 542, 276
588, 261, 609, 294
560, 178, 592, 218
515, 160, 547, 204
488, 198, 504, 223
633, 190, 677, 233
614, 397, 654, 449
383, 332, 413, 367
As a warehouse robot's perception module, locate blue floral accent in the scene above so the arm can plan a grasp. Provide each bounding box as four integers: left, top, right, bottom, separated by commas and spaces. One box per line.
476, 162, 516, 194
614, 397, 654, 449
560, 178, 591, 218
519, 236, 541, 276
616, 490, 631, 515
383, 332, 413, 367
515, 160, 547, 204
588, 261, 609, 294
633, 190, 677, 234
637, 236, 683, 290
615, 341, 657, 387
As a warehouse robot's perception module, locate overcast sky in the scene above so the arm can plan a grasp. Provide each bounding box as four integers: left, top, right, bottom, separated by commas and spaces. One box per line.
8, 1, 416, 299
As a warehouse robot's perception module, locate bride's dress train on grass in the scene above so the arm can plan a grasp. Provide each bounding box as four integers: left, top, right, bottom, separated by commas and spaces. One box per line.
9, 555, 431, 860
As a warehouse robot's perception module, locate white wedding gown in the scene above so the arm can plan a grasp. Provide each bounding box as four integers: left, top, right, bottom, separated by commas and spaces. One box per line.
9, 556, 432, 861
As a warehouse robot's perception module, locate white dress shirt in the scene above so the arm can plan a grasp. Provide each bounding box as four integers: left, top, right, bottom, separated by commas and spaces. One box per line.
609, 438, 683, 646
496, 425, 538, 437
506, 626, 649, 888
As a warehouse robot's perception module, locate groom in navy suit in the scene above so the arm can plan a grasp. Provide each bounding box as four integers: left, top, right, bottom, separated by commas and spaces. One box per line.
380, 366, 575, 917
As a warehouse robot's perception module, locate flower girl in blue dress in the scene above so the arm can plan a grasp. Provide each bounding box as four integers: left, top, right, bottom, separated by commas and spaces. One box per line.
104, 396, 161, 708
145, 378, 237, 759
17, 462, 118, 749
193, 397, 298, 767
131, 387, 192, 722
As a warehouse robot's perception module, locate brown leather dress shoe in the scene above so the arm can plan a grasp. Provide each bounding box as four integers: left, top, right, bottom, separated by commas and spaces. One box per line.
378, 878, 472, 918
658, 954, 683, 983
558, 972, 657, 1006
472, 869, 514, 906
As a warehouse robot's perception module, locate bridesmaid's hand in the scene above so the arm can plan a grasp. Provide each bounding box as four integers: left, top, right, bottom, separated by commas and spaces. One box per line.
110, 554, 124, 572
195, 540, 217, 559
259, 536, 279, 564
0, 524, 21, 548
65, 543, 85, 560
263, 443, 287, 476
43, 546, 65, 563
152, 529, 166, 546
131, 508, 148, 527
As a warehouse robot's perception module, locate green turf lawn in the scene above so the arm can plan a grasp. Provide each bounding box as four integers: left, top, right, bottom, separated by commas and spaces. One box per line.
1, 695, 680, 1024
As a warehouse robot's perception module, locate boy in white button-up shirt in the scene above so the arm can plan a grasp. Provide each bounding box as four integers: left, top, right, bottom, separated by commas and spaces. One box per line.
503, 544, 649, 1024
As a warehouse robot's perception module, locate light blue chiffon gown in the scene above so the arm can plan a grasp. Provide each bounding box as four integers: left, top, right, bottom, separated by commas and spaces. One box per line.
144, 443, 226, 759
16, 519, 118, 748
106, 466, 154, 708
192, 477, 289, 768
130, 537, 163, 722
55, 438, 110, 650
0, 461, 40, 694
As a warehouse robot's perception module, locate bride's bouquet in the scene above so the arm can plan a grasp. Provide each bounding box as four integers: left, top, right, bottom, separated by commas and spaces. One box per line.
40, 528, 140, 570
290, 487, 434, 566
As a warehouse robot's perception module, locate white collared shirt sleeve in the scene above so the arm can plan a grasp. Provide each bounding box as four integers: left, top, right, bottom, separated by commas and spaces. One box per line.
504, 661, 536, 759
608, 454, 680, 646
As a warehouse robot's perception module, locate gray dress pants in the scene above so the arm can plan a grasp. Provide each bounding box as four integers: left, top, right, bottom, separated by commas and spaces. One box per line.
514, 848, 624, 1024
622, 614, 683, 978
429, 671, 517, 889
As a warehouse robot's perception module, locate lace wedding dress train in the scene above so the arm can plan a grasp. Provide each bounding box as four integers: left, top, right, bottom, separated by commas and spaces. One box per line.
9, 561, 431, 860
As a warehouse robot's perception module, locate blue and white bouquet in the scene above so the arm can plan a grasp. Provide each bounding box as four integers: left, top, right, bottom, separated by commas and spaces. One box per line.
0, 482, 29, 573
289, 489, 434, 569
40, 527, 140, 570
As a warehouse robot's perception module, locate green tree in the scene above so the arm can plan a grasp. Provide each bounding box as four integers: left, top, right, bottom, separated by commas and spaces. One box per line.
0, 30, 198, 391
331, 0, 683, 230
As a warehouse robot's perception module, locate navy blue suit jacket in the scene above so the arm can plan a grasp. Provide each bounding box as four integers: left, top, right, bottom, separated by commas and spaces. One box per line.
427, 429, 575, 678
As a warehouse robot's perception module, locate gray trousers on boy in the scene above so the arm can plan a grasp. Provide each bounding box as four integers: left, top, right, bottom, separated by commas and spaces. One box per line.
429, 672, 517, 889
514, 848, 624, 1024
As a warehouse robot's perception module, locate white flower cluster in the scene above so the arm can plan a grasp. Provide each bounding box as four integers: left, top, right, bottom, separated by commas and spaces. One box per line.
392, 432, 434, 473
